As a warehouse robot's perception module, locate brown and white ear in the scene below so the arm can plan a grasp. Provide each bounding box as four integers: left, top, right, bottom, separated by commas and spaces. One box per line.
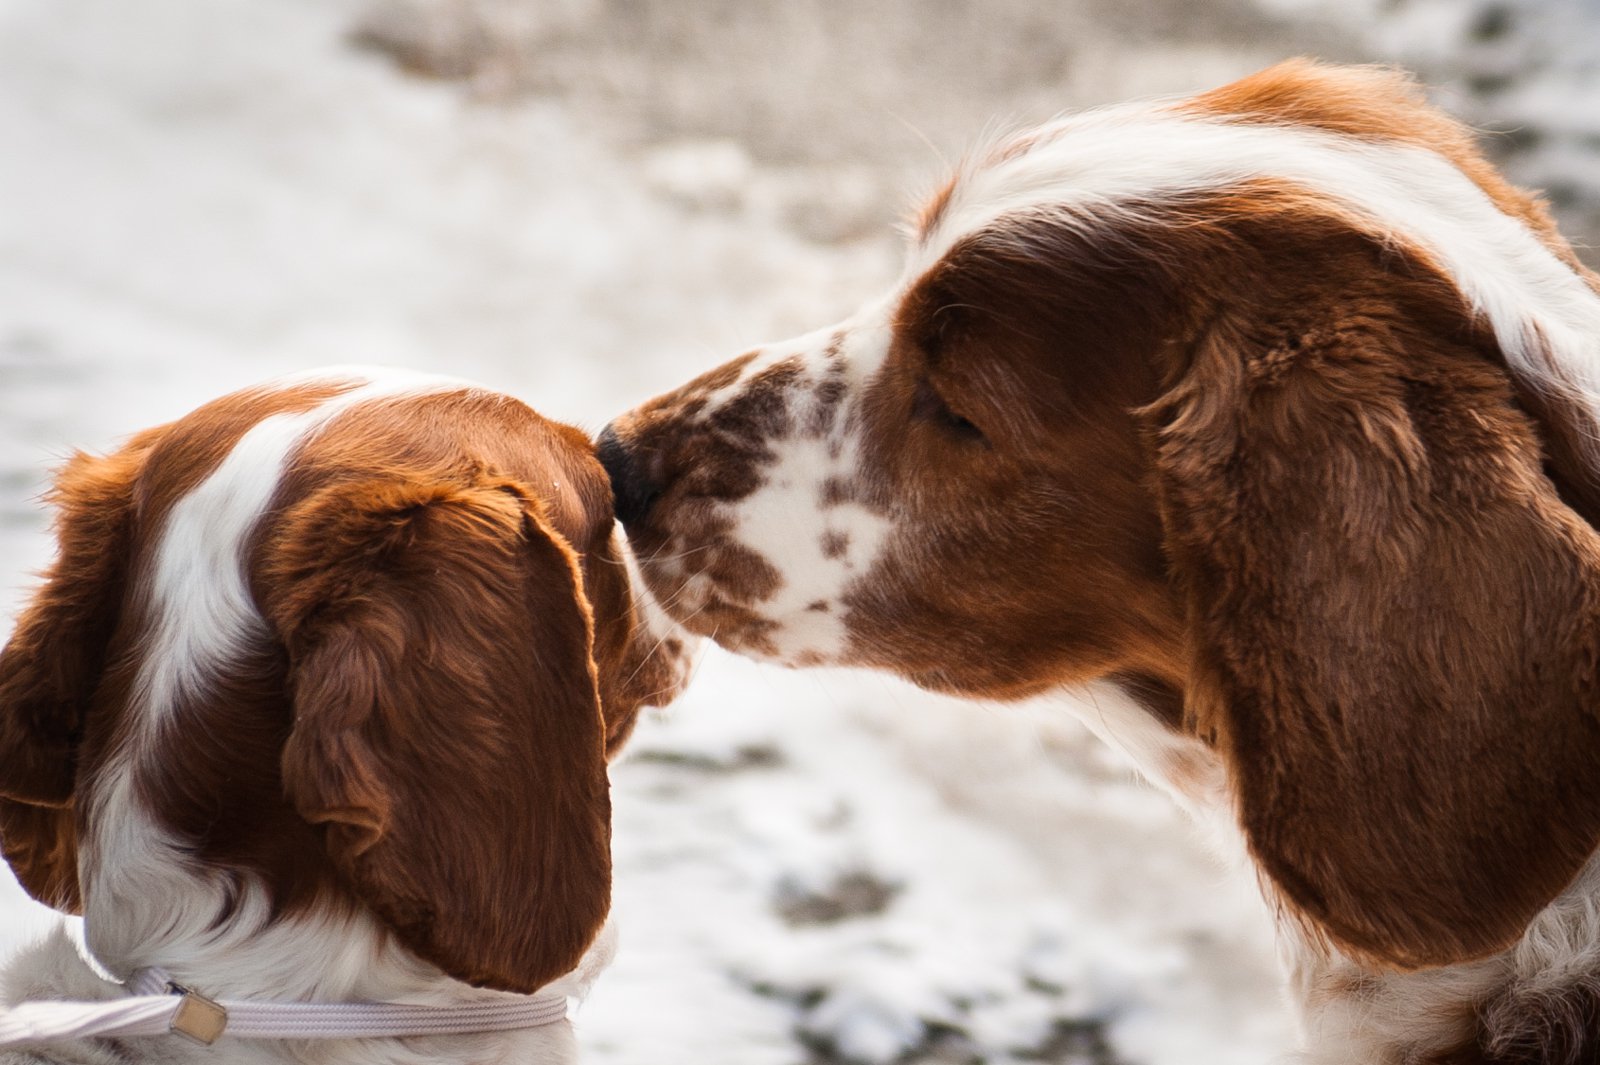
1153, 301, 1600, 969
267, 475, 610, 994
0, 442, 151, 912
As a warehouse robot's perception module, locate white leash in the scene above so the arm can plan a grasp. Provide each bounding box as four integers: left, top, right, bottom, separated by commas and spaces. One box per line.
0, 967, 568, 1047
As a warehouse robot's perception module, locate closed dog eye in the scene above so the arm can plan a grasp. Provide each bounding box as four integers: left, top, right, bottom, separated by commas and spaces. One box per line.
910, 378, 986, 442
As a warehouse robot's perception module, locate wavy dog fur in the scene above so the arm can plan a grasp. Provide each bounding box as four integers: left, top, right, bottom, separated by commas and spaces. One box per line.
0, 367, 693, 1065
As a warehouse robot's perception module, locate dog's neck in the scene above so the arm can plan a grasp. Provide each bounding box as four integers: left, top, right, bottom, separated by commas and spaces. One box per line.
73, 681, 552, 1010
51, 804, 595, 1065
78, 783, 440, 1005
1072, 680, 1600, 1064
60, 677, 587, 1064
5, 926, 584, 1065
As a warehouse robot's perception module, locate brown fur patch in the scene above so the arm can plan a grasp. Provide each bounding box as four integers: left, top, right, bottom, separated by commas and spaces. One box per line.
0, 433, 164, 912
264, 468, 611, 992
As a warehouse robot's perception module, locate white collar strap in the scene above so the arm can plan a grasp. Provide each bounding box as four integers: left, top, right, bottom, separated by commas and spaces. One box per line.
0, 966, 568, 1048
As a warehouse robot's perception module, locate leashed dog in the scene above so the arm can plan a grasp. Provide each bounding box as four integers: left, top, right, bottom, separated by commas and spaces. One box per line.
0, 367, 692, 1064
599, 61, 1600, 1064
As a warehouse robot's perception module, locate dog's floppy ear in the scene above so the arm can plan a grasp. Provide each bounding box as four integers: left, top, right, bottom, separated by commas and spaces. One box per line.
268, 474, 610, 993
1152, 294, 1600, 969
0, 441, 153, 912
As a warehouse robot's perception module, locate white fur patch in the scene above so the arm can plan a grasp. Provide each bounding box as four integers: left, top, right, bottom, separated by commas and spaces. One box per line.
133, 367, 468, 733
1056, 683, 1231, 841
732, 435, 889, 662
715, 307, 897, 664
614, 522, 702, 693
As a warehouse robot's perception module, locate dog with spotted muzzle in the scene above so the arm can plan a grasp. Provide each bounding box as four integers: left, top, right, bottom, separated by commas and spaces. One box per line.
598, 60, 1600, 1065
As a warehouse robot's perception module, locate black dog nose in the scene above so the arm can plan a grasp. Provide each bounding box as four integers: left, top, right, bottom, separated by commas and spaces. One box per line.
597, 424, 660, 528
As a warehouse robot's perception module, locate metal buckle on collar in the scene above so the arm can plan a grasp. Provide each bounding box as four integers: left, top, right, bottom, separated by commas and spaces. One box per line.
166, 982, 229, 1045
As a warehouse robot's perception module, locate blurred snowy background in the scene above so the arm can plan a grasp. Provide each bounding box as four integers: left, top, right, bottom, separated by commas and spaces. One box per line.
1, 1, 1596, 1062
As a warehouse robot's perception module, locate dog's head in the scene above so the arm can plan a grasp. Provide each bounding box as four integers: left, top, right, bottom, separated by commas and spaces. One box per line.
0, 369, 693, 994
601, 62, 1600, 972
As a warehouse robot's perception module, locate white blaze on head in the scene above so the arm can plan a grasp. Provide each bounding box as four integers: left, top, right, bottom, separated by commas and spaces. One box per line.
917, 109, 1600, 458
135, 367, 473, 729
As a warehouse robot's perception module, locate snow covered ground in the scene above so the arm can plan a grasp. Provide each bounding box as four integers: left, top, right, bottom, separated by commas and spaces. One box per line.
1, 1, 1596, 1063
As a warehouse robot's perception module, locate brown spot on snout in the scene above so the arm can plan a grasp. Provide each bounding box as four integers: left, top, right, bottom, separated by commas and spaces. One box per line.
820, 477, 854, 507
706, 356, 806, 445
